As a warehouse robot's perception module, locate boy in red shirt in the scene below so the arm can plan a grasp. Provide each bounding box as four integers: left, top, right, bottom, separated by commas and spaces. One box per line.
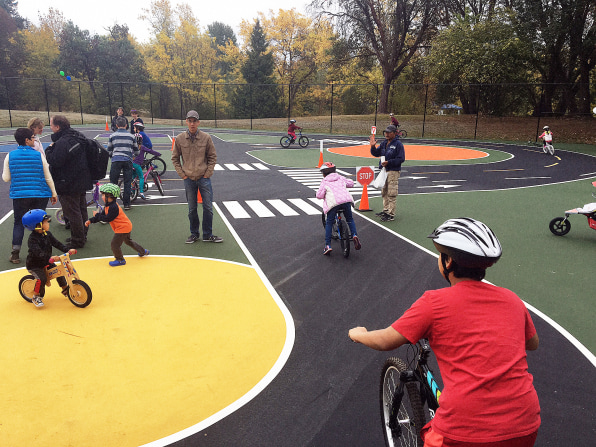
85, 183, 149, 266
349, 218, 540, 446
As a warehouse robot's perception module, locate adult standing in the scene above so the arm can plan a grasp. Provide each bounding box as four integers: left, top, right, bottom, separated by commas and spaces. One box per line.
172, 110, 223, 244
27, 117, 46, 156
45, 115, 93, 249
369, 124, 405, 222
3, 128, 57, 264
107, 116, 138, 210
111, 107, 129, 132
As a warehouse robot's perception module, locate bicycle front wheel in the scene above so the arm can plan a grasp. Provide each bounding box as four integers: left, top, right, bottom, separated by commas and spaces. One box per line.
380, 357, 426, 447
68, 279, 92, 308
338, 219, 350, 258
55, 209, 65, 225
298, 136, 309, 147
280, 136, 292, 148
149, 157, 167, 176
546, 144, 555, 155
151, 171, 164, 196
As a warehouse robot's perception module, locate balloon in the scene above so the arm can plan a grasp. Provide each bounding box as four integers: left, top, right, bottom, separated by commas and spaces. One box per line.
66, 76, 71, 81
59, 70, 65, 76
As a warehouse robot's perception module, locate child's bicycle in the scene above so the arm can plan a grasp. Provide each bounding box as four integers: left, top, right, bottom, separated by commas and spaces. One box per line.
380, 339, 440, 447
56, 182, 103, 225
549, 181, 596, 236
119, 157, 165, 201
320, 208, 355, 258
527, 139, 554, 155
145, 153, 166, 176
280, 130, 310, 148
18, 253, 92, 308
396, 126, 407, 139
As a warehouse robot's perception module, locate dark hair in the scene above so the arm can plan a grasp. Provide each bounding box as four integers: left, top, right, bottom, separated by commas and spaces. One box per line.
116, 116, 127, 127
51, 115, 70, 130
440, 253, 486, 281
321, 166, 336, 177
14, 127, 34, 146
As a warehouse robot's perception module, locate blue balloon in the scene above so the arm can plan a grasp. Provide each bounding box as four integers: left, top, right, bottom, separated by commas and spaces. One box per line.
66, 76, 71, 81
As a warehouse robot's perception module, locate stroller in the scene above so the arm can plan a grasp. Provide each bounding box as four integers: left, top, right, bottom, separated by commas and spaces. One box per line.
549, 181, 596, 236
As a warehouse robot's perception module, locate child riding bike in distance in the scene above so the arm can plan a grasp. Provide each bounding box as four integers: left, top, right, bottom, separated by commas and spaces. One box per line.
316, 162, 361, 255
132, 122, 161, 200
287, 119, 301, 143
22, 209, 77, 308
538, 125, 553, 149
349, 217, 540, 446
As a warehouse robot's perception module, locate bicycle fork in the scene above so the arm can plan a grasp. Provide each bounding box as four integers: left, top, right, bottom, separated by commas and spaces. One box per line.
388, 370, 417, 436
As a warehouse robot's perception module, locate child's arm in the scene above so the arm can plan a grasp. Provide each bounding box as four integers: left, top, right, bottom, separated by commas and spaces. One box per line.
316, 180, 326, 200
349, 326, 409, 351
48, 232, 70, 254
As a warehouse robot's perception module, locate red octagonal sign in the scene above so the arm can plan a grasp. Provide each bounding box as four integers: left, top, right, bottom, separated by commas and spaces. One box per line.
356, 166, 375, 186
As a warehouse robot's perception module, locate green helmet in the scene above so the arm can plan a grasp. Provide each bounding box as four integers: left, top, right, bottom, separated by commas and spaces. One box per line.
99, 183, 121, 198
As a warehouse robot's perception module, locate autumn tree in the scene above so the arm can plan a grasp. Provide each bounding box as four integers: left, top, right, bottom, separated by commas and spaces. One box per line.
208, 21, 238, 77
313, 0, 441, 113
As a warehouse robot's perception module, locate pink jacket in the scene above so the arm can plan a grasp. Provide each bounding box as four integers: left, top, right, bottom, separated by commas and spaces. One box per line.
316, 172, 354, 213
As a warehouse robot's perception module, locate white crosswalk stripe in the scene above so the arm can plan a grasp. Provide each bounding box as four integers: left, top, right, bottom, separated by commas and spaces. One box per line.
280, 168, 382, 197
214, 163, 270, 171
221, 199, 325, 219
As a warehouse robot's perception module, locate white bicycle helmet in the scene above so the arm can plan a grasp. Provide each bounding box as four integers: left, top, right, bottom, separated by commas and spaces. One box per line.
428, 217, 502, 269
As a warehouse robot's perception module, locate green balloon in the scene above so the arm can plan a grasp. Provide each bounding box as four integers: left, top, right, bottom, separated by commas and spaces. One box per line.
59, 71, 65, 76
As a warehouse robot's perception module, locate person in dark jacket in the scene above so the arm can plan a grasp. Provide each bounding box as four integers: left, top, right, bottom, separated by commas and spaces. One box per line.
3, 128, 58, 264
369, 124, 406, 222
45, 115, 93, 248
111, 107, 129, 132
22, 209, 77, 308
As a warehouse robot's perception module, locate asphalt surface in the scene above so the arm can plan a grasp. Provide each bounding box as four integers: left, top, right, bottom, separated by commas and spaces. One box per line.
1, 129, 595, 446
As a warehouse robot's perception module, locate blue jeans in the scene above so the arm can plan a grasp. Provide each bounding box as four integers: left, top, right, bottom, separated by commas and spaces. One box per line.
184, 177, 214, 239
110, 160, 134, 206
12, 197, 50, 249
325, 202, 357, 246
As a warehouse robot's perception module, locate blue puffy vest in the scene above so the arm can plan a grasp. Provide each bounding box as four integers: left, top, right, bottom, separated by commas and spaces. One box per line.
8, 146, 52, 199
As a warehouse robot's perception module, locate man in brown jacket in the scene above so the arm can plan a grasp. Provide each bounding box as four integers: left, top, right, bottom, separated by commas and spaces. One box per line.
172, 110, 223, 244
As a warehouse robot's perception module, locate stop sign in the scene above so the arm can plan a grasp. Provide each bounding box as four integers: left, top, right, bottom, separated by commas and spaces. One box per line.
356, 166, 375, 186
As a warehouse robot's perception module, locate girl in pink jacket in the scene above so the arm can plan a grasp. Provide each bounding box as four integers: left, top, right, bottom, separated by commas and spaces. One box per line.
316, 162, 362, 255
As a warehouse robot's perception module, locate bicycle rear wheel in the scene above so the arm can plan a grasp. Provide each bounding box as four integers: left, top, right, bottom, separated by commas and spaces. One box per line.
380, 357, 426, 447
18, 275, 36, 303
280, 136, 292, 148
55, 209, 65, 225
397, 129, 407, 138
546, 144, 555, 155
151, 171, 164, 196
149, 157, 166, 176
298, 136, 309, 147
338, 219, 350, 257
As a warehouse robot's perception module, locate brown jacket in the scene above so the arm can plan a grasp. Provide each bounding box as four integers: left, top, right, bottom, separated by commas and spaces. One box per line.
171, 130, 217, 180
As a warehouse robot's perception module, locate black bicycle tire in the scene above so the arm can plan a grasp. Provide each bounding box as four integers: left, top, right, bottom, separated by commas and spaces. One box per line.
299, 136, 309, 147
280, 136, 291, 148
18, 275, 36, 303
55, 209, 65, 225
549, 217, 571, 236
68, 279, 92, 308
130, 180, 139, 202
149, 157, 166, 176
338, 219, 350, 257
380, 357, 427, 447
398, 129, 407, 138
151, 171, 164, 196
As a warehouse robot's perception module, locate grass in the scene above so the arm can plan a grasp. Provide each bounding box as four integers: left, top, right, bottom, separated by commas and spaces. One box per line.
2, 109, 595, 147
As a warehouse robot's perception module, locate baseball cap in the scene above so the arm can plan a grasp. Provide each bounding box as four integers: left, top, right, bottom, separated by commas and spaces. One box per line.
384, 125, 397, 133
186, 110, 199, 120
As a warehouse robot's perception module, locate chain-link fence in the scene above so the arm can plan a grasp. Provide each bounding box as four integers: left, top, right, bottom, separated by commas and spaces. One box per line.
1, 78, 593, 144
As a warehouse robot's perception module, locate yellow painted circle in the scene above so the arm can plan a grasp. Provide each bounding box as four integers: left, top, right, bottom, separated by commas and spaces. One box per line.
0, 257, 288, 446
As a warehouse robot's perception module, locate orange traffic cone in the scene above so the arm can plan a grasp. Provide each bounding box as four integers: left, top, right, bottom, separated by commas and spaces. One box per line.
197, 189, 203, 204
171, 136, 175, 151
359, 184, 371, 211
105, 117, 109, 131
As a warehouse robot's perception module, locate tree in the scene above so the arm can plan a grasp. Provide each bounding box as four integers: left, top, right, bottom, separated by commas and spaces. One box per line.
313, 0, 441, 113
234, 20, 282, 118
207, 21, 238, 77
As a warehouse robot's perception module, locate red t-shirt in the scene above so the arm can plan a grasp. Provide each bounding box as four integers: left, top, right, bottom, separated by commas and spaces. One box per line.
392, 281, 540, 443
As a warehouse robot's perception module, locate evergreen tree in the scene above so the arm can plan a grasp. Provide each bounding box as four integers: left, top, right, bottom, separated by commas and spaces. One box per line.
233, 20, 281, 118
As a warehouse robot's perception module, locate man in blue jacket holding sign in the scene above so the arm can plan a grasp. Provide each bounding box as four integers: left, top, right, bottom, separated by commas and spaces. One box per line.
369, 124, 405, 222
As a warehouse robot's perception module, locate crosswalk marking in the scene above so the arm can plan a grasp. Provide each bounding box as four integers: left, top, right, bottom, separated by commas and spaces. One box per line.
267, 199, 300, 216
214, 163, 271, 171
238, 163, 255, 170
246, 200, 275, 217
252, 163, 270, 170
224, 163, 241, 170
288, 198, 321, 215
222, 201, 251, 218
280, 168, 382, 198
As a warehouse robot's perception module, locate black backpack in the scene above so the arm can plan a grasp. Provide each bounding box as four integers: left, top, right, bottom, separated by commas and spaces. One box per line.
86, 138, 109, 181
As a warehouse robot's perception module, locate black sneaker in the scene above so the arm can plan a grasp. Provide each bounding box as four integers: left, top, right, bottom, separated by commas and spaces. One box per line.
203, 235, 223, 243
375, 211, 386, 217
186, 235, 200, 244
380, 214, 395, 222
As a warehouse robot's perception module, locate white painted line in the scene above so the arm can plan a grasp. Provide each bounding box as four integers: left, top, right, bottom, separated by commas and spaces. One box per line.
288, 198, 321, 215
239, 163, 255, 170
267, 199, 299, 216
222, 201, 251, 218
214, 164, 224, 170
252, 163, 270, 170
308, 198, 324, 208
224, 163, 241, 170
505, 177, 551, 180
245, 200, 275, 217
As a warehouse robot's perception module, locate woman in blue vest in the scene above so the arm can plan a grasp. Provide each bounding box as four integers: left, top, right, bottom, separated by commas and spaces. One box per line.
2, 128, 57, 264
